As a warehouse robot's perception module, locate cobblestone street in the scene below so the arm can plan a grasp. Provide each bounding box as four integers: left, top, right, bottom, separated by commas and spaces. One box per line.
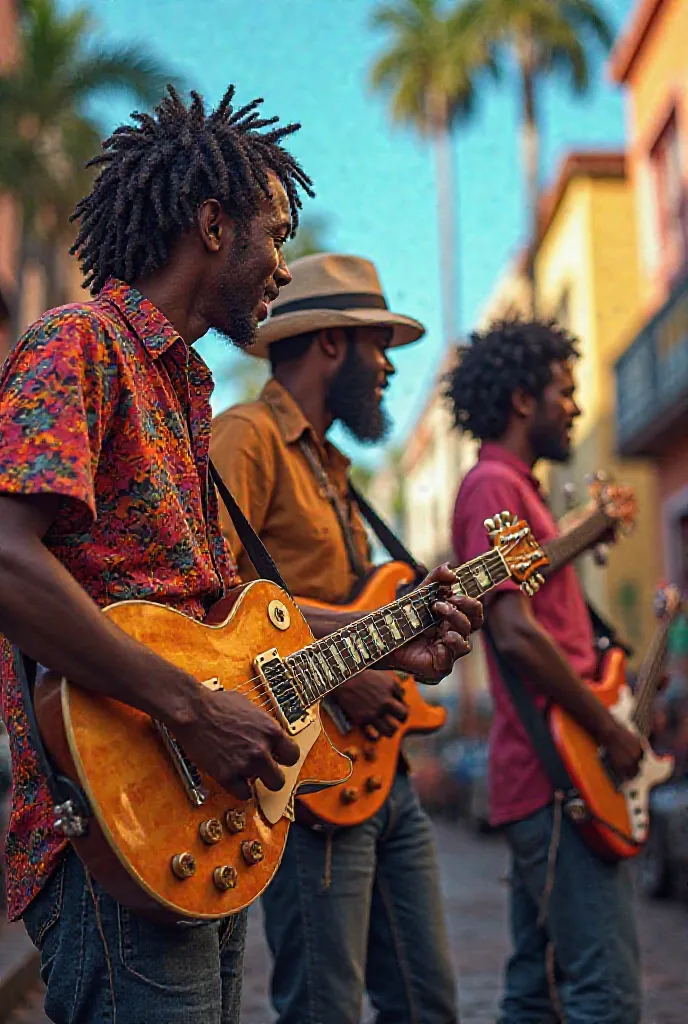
8, 819, 688, 1023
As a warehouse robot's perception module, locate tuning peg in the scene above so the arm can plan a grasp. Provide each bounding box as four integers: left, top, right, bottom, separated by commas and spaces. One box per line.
535, 573, 545, 586
493, 514, 503, 529
483, 517, 496, 533
520, 580, 533, 596
501, 510, 512, 525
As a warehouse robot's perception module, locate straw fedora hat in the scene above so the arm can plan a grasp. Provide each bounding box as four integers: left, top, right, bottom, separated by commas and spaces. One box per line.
249, 252, 425, 359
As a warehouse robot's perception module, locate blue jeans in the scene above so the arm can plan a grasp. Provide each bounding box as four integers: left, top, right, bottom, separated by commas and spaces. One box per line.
499, 804, 641, 1024
22, 847, 247, 1023
262, 770, 457, 1024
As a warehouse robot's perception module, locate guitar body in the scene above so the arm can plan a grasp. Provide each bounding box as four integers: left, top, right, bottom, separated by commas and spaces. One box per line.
34, 581, 352, 922
549, 648, 674, 860
298, 562, 447, 827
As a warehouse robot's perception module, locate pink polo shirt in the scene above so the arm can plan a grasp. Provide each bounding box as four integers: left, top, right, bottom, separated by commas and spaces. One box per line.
452, 444, 597, 826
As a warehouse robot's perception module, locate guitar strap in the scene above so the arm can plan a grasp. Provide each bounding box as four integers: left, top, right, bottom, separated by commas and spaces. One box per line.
481, 625, 589, 824
348, 483, 425, 580
14, 459, 290, 832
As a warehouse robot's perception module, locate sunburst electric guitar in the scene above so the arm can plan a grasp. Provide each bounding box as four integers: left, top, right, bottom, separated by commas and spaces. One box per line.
549, 585, 681, 860
35, 512, 546, 922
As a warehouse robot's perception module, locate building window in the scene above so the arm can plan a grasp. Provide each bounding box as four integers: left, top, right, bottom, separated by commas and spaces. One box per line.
650, 109, 688, 282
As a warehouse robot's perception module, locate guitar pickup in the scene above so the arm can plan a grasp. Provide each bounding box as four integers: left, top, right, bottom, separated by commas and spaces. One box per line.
254, 648, 314, 736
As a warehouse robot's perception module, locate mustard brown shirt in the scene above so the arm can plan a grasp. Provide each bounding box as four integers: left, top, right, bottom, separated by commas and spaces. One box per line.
211, 379, 370, 604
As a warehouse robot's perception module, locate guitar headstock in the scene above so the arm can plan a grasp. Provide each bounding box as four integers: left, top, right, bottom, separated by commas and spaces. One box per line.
484, 511, 549, 596
653, 583, 683, 622
586, 470, 637, 534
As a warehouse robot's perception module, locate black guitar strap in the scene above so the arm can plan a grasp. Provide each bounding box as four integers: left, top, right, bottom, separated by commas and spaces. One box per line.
15, 459, 290, 833
481, 625, 588, 823
348, 483, 425, 580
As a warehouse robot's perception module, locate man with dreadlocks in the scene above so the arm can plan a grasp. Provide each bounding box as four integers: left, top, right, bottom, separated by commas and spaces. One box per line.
448, 319, 642, 1024
0, 85, 482, 1024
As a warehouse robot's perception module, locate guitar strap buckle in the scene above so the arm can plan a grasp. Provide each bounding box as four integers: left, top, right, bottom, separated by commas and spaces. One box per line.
561, 791, 590, 824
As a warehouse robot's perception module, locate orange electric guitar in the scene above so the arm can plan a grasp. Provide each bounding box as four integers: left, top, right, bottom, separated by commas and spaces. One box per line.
297, 475, 636, 829
549, 585, 682, 861
35, 512, 547, 922
297, 560, 446, 828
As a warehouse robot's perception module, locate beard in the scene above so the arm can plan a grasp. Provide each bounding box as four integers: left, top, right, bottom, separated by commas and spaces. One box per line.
328, 342, 391, 444
528, 419, 571, 463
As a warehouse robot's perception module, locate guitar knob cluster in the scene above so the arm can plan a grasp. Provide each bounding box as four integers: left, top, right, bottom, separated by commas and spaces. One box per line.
199, 818, 223, 845
241, 840, 264, 865
171, 852, 196, 879
340, 786, 359, 805
365, 775, 383, 793
224, 809, 247, 833
213, 865, 238, 891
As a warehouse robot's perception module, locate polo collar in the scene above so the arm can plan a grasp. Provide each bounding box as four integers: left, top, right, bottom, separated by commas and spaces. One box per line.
479, 442, 542, 492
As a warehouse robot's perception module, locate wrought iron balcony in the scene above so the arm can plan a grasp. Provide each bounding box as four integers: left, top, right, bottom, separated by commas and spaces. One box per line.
615, 275, 688, 455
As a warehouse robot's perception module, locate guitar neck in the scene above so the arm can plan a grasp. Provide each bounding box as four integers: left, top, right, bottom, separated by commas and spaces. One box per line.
632, 619, 674, 737
543, 508, 609, 576
285, 549, 511, 708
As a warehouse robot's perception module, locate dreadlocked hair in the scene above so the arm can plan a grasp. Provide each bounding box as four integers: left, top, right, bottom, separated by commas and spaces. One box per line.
70, 84, 315, 295
444, 318, 580, 442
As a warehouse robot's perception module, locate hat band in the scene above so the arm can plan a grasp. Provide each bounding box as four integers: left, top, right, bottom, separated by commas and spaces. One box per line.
270, 291, 388, 318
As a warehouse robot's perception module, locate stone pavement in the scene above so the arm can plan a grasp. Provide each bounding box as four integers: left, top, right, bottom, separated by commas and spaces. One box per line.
8, 819, 688, 1023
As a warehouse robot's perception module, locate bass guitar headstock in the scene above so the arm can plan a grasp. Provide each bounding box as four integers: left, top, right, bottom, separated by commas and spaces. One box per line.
653, 583, 683, 623
484, 511, 549, 596
586, 470, 637, 534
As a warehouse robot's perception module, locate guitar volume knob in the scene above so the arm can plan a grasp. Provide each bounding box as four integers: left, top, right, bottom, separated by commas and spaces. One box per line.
224, 809, 247, 834
365, 775, 383, 793
213, 865, 238, 891
241, 840, 264, 866
340, 786, 359, 805
362, 744, 377, 762
343, 746, 360, 762
171, 852, 196, 879
199, 818, 223, 845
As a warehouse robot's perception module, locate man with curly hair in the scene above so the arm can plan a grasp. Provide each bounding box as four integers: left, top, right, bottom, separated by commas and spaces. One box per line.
447, 319, 643, 1024
0, 85, 482, 1023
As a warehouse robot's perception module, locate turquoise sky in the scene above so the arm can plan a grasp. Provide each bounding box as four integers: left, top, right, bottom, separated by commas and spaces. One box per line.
61, 0, 634, 465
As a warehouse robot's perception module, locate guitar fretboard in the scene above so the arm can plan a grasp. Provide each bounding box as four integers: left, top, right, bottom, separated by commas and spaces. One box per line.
543, 508, 609, 576
285, 548, 510, 708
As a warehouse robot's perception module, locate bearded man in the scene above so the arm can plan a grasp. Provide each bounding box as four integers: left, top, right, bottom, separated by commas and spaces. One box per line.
211, 253, 461, 1024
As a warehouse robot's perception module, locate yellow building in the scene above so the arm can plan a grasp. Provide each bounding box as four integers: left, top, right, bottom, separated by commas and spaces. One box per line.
610, 0, 688, 593
480, 151, 661, 661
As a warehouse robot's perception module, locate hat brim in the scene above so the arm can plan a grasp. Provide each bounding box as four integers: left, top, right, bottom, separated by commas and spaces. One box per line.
246, 306, 425, 359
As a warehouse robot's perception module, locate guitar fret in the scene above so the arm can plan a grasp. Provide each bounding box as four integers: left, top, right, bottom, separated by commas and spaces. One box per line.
315, 649, 334, 683
355, 633, 371, 661
329, 642, 348, 676
402, 602, 421, 629
383, 611, 402, 641
343, 634, 362, 666
367, 621, 385, 653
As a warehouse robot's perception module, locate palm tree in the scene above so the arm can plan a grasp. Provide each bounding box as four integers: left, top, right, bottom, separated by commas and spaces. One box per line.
370, 0, 496, 345
0, 0, 176, 337
456, 0, 614, 314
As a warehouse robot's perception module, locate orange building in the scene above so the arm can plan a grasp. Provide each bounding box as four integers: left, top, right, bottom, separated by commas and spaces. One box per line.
610, 0, 688, 589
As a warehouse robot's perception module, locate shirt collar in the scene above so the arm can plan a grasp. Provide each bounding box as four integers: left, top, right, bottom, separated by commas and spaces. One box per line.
97, 278, 182, 359
479, 442, 541, 493
259, 378, 351, 472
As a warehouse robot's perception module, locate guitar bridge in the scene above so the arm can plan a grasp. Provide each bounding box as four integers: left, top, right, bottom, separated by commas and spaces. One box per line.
254, 648, 314, 735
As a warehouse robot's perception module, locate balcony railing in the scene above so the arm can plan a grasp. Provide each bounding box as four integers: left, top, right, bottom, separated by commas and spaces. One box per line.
615, 275, 688, 455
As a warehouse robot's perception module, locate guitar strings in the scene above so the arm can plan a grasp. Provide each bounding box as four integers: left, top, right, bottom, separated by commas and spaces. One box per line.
220, 538, 533, 712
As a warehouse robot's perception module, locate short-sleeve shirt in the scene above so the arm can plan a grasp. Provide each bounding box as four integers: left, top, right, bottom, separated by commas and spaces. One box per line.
211, 379, 370, 603
0, 279, 239, 921
452, 443, 597, 826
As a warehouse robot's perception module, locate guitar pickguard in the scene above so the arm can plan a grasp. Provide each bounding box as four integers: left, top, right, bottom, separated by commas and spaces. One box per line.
255, 717, 322, 824
609, 687, 674, 842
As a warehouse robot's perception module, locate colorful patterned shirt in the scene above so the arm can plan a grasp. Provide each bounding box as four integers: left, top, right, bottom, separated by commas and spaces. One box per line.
0, 279, 239, 920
